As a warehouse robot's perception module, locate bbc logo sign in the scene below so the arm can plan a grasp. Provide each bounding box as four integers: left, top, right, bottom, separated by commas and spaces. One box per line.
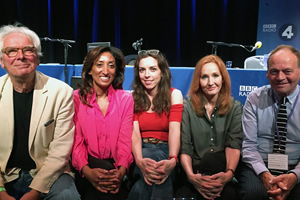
239, 85, 258, 96
239, 85, 258, 92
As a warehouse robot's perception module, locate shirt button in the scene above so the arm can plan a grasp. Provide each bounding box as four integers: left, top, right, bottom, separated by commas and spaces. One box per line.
212, 114, 214, 117
210, 149, 214, 152
211, 138, 213, 141
211, 126, 213, 129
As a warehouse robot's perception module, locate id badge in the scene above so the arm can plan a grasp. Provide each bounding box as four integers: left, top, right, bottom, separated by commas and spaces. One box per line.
268, 154, 288, 170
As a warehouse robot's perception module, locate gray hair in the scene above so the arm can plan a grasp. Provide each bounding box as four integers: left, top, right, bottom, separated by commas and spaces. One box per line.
0, 24, 42, 58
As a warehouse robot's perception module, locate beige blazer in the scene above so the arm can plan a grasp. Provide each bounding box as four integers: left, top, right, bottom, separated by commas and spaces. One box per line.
0, 71, 75, 193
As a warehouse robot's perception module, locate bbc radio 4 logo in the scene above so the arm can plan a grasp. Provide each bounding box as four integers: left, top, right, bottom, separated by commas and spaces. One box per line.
239, 85, 258, 96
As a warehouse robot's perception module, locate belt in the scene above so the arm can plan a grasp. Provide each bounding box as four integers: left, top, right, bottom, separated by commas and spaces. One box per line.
142, 137, 168, 144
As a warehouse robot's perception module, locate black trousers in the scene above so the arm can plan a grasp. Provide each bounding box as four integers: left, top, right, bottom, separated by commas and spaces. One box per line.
175, 151, 240, 200
75, 155, 129, 200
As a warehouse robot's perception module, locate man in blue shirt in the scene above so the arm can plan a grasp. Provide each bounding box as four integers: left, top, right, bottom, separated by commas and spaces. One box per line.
238, 45, 300, 200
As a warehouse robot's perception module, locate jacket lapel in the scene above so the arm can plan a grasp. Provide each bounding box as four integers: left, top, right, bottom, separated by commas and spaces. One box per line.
28, 72, 48, 148
0, 75, 14, 144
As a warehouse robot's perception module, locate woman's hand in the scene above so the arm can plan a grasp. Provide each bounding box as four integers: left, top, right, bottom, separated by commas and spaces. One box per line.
210, 170, 233, 186
206, 171, 234, 197
136, 158, 162, 185
154, 159, 177, 185
106, 166, 127, 194
82, 165, 118, 193
188, 173, 223, 200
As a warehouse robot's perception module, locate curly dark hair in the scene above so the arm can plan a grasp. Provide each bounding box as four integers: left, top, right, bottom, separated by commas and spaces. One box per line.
132, 51, 172, 115
78, 46, 125, 106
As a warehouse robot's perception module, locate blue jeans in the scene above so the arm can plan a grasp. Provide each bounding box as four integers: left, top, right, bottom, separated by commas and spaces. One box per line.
5, 170, 80, 200
128, 142, 174, 200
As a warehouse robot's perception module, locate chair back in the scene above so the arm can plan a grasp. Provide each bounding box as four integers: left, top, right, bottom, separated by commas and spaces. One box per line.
244, 55, 265, 69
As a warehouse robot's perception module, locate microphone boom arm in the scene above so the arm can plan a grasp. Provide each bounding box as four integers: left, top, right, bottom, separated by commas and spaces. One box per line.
206, 41, 255, 55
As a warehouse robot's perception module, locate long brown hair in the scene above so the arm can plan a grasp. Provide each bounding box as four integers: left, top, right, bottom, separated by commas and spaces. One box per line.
78, 46, 125, 106
132, 51, 171, 115
189, 54, 232, 116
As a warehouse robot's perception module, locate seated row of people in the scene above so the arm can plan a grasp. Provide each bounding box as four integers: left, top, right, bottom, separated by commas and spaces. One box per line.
0, 24, 299, 200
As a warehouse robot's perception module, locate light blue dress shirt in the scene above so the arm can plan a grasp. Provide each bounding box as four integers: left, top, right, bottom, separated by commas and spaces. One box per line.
242, 85, 300, 182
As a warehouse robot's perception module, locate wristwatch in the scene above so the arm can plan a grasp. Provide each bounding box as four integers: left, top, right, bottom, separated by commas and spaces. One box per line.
0, 187, 6, 192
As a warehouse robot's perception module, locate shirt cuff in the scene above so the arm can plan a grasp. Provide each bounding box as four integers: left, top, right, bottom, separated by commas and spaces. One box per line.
252, 162, 269, 176
289, 169, 300, 183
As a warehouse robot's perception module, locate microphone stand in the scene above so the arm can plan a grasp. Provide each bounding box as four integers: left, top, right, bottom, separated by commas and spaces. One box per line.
206, 41, 254, 55
40, 37, 75, 83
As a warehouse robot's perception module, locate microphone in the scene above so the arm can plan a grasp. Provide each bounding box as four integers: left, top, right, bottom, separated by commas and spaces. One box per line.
132, 38, 143, 50
132, 42, 137, 50
251, 41, 262, 52
40, 37, 50, 41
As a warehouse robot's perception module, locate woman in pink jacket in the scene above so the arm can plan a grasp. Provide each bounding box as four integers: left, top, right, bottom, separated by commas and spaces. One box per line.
71, 46, 134, 200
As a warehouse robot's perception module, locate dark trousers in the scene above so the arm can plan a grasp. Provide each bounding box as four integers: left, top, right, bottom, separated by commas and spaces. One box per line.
75, 155, 128, 200
236, 161, 300, 200
175, 151, 239, 200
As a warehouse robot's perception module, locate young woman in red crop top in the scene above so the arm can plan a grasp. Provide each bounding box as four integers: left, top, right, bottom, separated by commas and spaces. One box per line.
128, 50, 183, 200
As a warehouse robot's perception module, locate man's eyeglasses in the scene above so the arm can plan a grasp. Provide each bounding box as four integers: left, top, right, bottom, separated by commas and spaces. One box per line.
1, 46, 37, 58
138, 49, 160, 55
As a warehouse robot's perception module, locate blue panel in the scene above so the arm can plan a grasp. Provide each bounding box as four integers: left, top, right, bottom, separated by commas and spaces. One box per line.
257, 0, 300, 55
1, 65, 282, 105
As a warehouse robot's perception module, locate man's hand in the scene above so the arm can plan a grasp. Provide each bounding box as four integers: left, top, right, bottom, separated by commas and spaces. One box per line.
0, 191, 16, 200
261, 172, 278, 190
20, 189, 40, 200
260, 172, 281, 199
267, 173, 298, 200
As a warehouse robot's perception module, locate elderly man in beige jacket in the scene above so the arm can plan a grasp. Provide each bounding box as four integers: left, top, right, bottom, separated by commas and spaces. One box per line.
0, 24, 80, 200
